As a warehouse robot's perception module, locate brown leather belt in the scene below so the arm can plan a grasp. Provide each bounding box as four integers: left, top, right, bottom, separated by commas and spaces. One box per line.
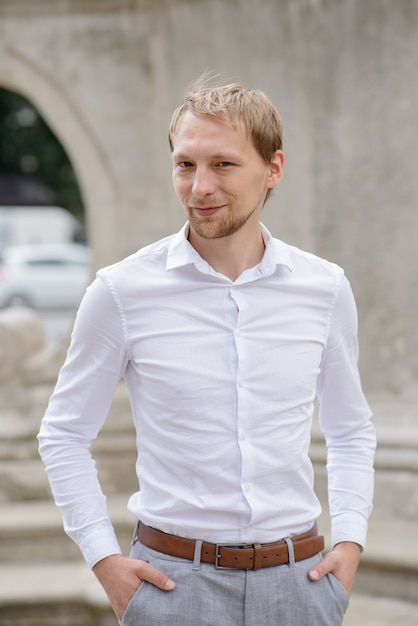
137, 522, 324, 571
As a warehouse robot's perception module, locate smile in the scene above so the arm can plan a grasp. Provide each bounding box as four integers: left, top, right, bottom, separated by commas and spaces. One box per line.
191, 205, 225, 216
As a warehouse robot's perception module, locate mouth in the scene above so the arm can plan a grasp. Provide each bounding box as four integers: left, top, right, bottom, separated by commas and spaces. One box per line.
191, 205, 225, 217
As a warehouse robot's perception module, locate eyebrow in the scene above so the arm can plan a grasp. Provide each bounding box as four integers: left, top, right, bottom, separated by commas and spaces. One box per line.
211, 153, 237, 160
172, 152, 240, 160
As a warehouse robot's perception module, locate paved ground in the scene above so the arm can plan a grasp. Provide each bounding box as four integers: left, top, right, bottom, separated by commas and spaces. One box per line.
344, 594, 418, 625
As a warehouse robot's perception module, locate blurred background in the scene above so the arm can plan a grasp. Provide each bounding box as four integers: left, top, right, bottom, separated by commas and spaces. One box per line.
0, 1, 417, 625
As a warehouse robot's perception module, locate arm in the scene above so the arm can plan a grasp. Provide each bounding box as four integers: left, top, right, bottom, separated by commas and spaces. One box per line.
309, 276, 376, 594
38, 275, 176, 618
38, 276, 130, 567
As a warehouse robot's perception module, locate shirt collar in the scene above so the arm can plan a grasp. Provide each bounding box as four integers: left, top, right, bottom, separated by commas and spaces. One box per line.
166, 222, 293, 275
166, 223, 205, 271
258, 223, 293, 275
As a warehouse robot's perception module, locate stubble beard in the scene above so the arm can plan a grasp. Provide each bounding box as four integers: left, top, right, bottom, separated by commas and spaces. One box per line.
187, 205, 258, 240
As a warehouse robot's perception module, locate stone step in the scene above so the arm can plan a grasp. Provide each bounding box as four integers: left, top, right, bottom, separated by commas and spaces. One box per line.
2, 391, 418, 521
310, 402, 418, 522
319, 511, 418, 606
0, 562, 115, 626
2, 436, 416, 521
1, 496, 418, 606
1, 427, 416, 519
344, 594, 418, 626
0, 562, 417, 626
0, 434, 139, 503
0, 383, 138, 503
0, 495, 135, 562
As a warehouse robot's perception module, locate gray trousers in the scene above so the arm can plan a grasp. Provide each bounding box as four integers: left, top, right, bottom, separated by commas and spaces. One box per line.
120, 537, 349, 626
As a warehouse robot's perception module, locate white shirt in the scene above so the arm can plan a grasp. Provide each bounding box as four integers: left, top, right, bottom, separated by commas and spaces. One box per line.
38, 223, 376, 569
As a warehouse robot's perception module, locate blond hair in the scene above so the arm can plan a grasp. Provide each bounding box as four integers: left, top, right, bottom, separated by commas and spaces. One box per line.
168, 77, 283, 165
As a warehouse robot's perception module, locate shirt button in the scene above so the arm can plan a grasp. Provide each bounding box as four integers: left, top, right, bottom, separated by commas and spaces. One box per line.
235, 328, 241, 337
237, 379, 244, 388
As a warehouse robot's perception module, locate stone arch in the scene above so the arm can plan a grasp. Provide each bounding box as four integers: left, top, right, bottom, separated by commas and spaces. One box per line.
0, 44, 119, 269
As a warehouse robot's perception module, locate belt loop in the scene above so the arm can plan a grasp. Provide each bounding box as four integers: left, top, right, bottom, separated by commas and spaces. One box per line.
253, 543, 262, 571
192, 539, 203, 571
132, 521, 140, 546
284, 537, 295, 567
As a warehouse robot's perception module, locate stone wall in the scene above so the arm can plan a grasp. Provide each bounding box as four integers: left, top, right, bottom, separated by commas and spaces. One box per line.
0, 0, 417, 396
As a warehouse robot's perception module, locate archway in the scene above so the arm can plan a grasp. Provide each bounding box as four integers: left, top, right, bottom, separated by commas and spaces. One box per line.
0, 86, 85, 238
0, 44, 119, 269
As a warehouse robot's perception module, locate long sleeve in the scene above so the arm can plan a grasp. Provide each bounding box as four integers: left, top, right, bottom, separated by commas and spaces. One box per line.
39, 226, 377, 563
38, 276, 129, 568
316, 276, 376, 549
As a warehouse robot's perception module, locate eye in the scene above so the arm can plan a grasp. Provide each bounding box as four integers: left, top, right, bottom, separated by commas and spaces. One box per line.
178, 161, 194, 168
218, 161, 232, 168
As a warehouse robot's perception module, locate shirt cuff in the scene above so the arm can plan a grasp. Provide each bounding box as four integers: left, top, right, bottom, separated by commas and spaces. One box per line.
78, 527, 123, 569
331, 511, 369, 552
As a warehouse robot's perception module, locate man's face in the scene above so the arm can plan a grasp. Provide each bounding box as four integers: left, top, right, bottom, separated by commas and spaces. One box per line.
171, 112, 280, 240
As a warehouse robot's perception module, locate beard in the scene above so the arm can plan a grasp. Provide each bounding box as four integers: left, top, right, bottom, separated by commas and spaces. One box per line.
187, 204, 258, 240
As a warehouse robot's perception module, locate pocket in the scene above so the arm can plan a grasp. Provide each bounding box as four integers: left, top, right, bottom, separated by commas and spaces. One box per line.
119, 542, 149, 624
119, 581, 144, 625
327, 572, 350, 612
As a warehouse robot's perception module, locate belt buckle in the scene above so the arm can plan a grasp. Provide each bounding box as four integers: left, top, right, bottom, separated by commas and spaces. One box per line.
214, 542, 251, 570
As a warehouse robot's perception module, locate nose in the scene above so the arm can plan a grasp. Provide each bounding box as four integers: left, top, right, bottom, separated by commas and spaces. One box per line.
192, 166, 216, 197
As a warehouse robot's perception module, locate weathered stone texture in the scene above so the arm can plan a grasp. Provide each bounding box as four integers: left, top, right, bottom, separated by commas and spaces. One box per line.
0, 0, 417, 396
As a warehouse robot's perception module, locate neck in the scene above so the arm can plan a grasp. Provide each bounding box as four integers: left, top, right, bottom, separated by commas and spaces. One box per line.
188, 224, 265, 282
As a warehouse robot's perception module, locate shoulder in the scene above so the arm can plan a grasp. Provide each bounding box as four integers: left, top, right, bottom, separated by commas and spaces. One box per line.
271, 236, 345, 283
97, 233, 176, 282
291, 244, 342, 277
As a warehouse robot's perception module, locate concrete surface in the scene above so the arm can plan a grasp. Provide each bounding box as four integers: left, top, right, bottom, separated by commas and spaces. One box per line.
1, 1, 418, 396
1, 495, 418, 624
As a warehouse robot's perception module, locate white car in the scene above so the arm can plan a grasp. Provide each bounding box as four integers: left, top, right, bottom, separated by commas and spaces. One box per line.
0, 243, 91, 309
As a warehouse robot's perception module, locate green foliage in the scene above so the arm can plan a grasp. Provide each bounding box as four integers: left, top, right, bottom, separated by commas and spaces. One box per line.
0, 87, 84, 218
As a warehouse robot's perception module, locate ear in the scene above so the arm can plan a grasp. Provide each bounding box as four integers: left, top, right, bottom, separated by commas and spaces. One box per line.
267, 150, 285, 189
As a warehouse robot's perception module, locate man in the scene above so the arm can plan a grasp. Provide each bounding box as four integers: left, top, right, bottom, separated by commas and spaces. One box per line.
38, 78, 376, 625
